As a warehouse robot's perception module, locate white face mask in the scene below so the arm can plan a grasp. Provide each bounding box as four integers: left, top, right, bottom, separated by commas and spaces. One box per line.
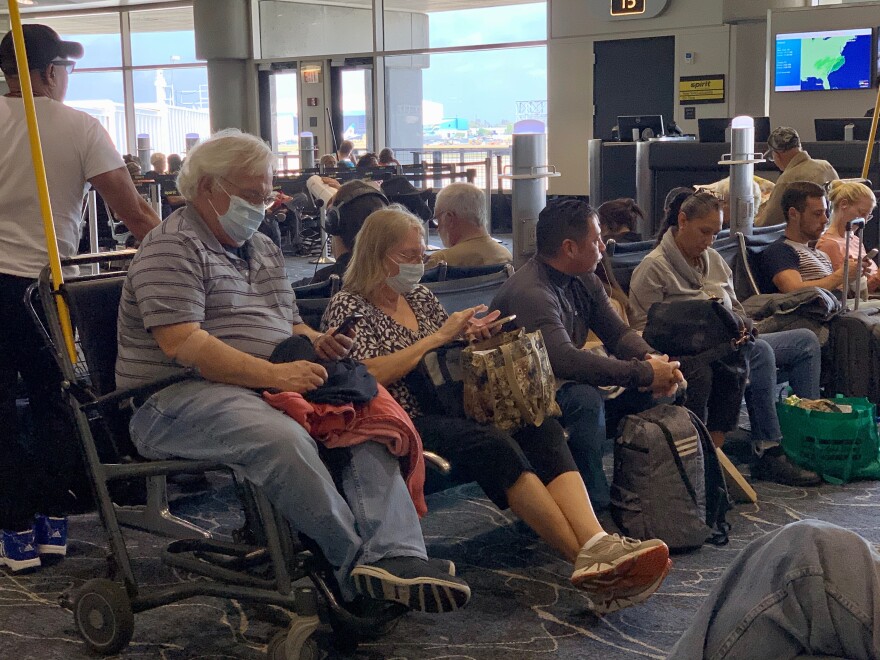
386, 261, 424, 294
209, 183, 265, 246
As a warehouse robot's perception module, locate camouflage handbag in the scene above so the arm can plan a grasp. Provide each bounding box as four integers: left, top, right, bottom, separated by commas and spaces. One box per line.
462, 328, 562, 432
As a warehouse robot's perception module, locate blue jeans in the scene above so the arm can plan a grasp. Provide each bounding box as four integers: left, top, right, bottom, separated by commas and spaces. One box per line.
556, 383, 608, 510
746, 330, 822, 453
668, 520, 880, 659
129, 380, 426, 599
761, 329, 821, 399
555, 384, 650, 511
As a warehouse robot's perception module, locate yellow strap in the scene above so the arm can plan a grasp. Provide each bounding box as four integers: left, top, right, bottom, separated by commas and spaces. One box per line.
7, 0, 77, 363
863, 84, 880, 180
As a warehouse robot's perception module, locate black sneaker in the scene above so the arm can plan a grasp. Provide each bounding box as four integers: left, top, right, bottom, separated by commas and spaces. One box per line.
752, 449, 822, 487
350, 557, 471, 613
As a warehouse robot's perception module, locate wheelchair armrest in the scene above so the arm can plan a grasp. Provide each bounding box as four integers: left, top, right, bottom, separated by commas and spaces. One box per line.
78, 369, 198, 413
424, 451, 451, 475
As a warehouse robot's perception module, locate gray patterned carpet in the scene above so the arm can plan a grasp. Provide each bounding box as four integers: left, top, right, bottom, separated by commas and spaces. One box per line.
0, 454, 878, 660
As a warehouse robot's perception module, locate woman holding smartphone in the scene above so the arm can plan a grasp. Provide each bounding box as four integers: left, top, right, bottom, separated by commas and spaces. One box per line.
322, 205, 672, 615
817, 180, 879, 292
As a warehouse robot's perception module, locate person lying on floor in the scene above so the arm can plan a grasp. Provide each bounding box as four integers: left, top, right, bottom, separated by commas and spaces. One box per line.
628, 190, 822, 487
115, 128, 470, 614
322, 204, 672, 615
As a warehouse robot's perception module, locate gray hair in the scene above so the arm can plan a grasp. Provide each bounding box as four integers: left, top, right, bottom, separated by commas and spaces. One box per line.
176, 129, 275, 201
435, 182, 486, 229
344, 204, 425, 297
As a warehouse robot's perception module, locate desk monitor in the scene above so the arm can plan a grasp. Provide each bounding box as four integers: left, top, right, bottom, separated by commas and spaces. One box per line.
814, 117, 874, 141
617, 115, 665, 142
698, 117, 771, 143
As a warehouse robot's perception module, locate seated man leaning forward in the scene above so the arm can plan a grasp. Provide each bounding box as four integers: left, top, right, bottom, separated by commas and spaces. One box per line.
763, 180, 863, 295
426, 182, 512, 268
115, 129, 470, 613
492, 198, 685, 511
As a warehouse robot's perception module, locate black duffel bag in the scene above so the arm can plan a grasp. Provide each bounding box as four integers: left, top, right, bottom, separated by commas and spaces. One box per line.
643, 299, 756, 428
643, 298, 755, 362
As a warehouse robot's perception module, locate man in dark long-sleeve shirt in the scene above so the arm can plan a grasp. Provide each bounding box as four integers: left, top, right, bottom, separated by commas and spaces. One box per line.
493, 198, 682, 509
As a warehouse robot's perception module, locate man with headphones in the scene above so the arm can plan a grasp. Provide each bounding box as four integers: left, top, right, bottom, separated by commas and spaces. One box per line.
311, 180, 388, 284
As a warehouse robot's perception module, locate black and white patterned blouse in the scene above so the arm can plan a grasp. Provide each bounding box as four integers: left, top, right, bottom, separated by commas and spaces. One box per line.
322, 285, 447, 417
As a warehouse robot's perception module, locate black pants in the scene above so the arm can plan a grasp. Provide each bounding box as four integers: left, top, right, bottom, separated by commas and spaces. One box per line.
413, 415, 577, 509
0, 274, 78, 528
680, 348, 751, 434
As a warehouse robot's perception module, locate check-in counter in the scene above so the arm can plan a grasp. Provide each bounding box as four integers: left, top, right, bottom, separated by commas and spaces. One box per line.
587, 139, 637, 207
633, 140, 879, 237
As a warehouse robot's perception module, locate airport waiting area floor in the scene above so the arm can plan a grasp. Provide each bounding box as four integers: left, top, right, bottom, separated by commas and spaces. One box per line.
1, 456, 877, 659
2, 236, 879, 659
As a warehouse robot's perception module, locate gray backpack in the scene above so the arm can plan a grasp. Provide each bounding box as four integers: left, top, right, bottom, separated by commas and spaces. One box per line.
610, 404, 731, 552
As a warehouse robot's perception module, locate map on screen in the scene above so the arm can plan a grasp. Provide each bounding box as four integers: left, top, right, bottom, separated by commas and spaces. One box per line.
775, 28, 873, 92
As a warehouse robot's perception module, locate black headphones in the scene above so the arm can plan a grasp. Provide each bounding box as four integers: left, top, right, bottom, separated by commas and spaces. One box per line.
325, 188, 389, 236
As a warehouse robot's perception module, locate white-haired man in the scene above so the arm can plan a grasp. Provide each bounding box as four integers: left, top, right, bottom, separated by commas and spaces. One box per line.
116, 129, 470, 613
426, 182, 512, 268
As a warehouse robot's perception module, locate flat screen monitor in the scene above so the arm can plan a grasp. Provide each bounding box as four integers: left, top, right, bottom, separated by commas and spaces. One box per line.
814, 117, 874, 141
617, 115, 665, 142
698, 117, 771, 143
774, 27, 873, 92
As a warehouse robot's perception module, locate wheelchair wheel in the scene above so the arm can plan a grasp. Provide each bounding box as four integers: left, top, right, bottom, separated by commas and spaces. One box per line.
72, 578, 134, 655
266, 630, 319, 660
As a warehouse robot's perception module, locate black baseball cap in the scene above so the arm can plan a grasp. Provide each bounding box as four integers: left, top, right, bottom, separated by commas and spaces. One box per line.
0, 24, 84, 76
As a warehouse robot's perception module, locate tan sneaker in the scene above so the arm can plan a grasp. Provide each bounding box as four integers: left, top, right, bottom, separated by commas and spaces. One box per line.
570, 534, 670, 612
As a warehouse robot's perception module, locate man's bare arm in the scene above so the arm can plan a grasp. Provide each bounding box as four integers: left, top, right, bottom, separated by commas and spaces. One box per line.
89, 166, 160, 240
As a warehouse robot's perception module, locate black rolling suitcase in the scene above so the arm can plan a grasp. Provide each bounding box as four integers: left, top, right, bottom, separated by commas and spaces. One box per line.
827, 219, 880, 402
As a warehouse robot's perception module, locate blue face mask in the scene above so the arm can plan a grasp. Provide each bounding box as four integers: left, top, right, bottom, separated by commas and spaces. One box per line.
209, 183, 265, 246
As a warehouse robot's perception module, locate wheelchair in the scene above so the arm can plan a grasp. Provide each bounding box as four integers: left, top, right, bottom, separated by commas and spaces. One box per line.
27, 251, 405, 657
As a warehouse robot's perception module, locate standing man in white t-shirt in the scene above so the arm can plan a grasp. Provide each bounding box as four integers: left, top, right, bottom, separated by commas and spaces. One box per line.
0, 24, 159, 569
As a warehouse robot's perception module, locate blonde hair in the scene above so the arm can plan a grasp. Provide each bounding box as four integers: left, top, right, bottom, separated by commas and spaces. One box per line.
827, 179, 876, 211
176, 129, 275, 201
343, 205, 425, 297
150, 152, 166, 170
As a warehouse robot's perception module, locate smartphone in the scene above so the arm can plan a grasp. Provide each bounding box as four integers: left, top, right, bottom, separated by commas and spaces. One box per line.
485, 313, 517, 330
334, 313, 364, 336
865, 249, 879, 261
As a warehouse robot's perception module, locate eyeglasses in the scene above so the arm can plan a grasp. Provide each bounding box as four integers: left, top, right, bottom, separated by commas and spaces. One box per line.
220, 177, 277, 209
51, 59, 76, 74
391, 251, 426, 265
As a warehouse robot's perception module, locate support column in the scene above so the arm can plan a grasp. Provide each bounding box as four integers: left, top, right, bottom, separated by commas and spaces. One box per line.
194, 0, 260, 135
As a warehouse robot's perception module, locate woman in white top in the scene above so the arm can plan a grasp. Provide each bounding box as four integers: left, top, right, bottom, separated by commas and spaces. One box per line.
628, 191, 822, 487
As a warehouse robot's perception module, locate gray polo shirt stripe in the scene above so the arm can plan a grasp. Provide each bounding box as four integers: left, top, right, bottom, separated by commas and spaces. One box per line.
116, 205, 302, 388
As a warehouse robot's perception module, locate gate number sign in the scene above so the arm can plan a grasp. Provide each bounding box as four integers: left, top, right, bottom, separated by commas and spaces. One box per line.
611, 0, 646, 16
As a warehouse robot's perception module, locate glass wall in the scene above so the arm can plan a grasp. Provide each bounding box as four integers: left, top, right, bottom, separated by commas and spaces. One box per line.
384, 1, 546, 52
271, 70, 301, 171
385, 44, 547, 190
382, 2, 547, 191
22, 6, 208, 157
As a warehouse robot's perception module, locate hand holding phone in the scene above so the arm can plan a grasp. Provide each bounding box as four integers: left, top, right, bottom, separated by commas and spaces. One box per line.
333, 313, 364, 336
485, 313, 517, 331
864, 248, 878, 261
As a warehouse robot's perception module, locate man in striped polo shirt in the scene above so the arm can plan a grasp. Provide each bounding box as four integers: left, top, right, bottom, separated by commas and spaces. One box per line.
762, 181, 860, 294
116, 129, 470, 614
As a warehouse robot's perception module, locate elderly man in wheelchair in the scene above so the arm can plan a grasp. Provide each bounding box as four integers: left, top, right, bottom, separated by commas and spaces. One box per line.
115, 129, 470, 618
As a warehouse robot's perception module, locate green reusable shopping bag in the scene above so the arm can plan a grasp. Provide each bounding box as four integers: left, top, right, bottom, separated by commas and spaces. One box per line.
777, 396, 880, 484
